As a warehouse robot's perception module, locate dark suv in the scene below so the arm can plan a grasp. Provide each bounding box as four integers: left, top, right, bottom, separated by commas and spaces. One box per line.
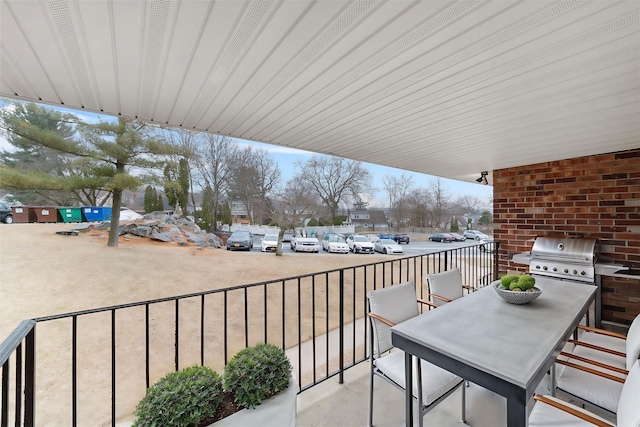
226, 231, 254, 251
393, 233, 410, 244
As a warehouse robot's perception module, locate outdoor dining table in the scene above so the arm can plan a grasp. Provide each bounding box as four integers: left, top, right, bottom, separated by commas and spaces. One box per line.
391, 277, 596, 427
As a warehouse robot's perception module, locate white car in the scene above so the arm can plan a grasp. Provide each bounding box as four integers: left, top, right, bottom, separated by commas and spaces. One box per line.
290, 235, 320, 253
261, 234, 279, 252
464, 230, 489, 240
374, 238, 404, 255
322, 235, 350, 254
479, 237, 495, 252
345, 234, 375, 254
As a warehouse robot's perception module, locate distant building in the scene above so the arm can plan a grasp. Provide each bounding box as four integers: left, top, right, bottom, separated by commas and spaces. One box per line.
345, 210, 388, 229
230, 200, 253, 224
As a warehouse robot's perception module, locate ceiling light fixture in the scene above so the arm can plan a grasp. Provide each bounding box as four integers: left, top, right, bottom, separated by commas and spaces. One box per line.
476, 171, 488, 185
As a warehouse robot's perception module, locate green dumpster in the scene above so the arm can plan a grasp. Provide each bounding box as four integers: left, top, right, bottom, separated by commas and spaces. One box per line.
58, 207, 84, 223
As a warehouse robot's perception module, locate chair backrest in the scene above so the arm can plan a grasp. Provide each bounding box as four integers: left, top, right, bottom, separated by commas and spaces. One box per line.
625, 313, 640, 370
427, 268, 463, 307
616, 360, 640, 427
368, 281, 419, 356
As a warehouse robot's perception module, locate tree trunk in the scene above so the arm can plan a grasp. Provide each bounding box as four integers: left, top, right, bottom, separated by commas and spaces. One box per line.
107, 188, 123, 247
275, 228, 285, 256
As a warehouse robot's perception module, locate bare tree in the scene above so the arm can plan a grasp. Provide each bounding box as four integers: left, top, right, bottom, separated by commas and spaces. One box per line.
382, 173, 413, 231
407, 187, 431, 229
228, 146, 260, 223
267, 176, 318, 256
455, 195, 483, 217
193, 134, 238, 229
429, 178, 451, 229
228, 146, 281, 225
295, 155, 372, 222
254, 149, 280, 225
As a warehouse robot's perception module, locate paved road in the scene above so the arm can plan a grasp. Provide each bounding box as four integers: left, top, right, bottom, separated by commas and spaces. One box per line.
228, 235, 492, 256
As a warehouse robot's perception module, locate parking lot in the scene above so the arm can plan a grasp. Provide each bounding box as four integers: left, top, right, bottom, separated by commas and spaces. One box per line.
231, 234, 492, 256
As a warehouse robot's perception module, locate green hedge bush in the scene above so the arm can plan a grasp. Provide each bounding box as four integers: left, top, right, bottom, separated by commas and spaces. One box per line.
132, 365, 223, 427
223, 343, 292, 409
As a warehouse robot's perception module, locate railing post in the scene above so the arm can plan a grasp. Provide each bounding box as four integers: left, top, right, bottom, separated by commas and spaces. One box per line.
444, 251, 449, 271
494, 242, 501, 281
24, 327, 35, 427
339, 269, 344, 384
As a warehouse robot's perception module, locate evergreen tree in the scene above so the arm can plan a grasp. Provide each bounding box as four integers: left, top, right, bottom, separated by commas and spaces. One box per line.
144, 185, 156, 213
1, 102, 183, 246
478, 210, 493, 225
178, 158, 189, 214
0, 101, 108, 205
156, 193, 164, 212
163, 164, 179, 209
199, 185, 215, 230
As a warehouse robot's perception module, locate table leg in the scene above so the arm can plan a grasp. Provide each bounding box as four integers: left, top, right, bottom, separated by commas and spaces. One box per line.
405, 351, 413, 427
506, 399, 527, 427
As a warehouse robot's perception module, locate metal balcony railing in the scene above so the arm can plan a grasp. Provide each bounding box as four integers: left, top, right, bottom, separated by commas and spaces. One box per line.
1, 243, 498, 427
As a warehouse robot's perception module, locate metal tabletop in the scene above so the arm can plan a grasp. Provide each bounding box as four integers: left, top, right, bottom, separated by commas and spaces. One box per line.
391, 277, 596, 427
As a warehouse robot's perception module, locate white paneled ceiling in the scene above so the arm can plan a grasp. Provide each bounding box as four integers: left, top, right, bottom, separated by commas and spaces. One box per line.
1, 0, 639, 184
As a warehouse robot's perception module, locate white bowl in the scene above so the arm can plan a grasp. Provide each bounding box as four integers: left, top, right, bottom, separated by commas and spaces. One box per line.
493, 282, 542, 305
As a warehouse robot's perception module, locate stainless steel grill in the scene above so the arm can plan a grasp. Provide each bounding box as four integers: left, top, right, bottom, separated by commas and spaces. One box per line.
529, 237, 598, 283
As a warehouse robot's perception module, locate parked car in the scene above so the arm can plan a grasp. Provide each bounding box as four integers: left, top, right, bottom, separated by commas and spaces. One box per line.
449, 233, 466, 242
226, 231, 254, 251
290, 235, 320, 253
479, 237, 495, 252
393, 233, 410, 244
282, 231, 293, 242
322, 234, 349, 254
0, 203, 13, 224
374, 238, 404, 255
261, 234, 279, 252
367, 235, 381, 243
429, 233, 453, 242
378, 233, 394, 240
345, 234, 375, 254
463, 230, 489, 240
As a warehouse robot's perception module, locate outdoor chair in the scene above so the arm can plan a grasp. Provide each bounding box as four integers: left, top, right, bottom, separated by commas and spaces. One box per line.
553, 317, 640, 416
367, 281, 465, 427
529, 360, 640, 427
426, 268, 473, 307
565, 314, 640, 371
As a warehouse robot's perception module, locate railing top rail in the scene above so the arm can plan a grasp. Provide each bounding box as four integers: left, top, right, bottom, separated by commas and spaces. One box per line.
0, 319, 36, 365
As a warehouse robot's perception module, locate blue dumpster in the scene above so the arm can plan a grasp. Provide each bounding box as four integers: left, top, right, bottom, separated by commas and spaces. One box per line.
81, 206, 112, 222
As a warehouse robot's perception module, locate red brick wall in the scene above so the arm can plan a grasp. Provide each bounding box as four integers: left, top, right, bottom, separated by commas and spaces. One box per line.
493, 148, 640, 325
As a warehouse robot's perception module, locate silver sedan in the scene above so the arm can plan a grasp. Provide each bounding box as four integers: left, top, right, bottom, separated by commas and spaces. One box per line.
374, 238, 404, 254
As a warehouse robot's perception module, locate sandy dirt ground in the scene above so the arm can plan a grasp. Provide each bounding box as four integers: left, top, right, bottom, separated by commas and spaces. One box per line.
1, 223, 411, 426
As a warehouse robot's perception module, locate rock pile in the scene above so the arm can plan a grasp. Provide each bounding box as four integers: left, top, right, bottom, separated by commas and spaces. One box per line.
75, 211, 223, 248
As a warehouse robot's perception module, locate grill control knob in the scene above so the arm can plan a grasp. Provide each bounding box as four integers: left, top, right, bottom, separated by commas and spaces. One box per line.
552, 267, 557, 272
580, 271, 586, 276
543, 266, 548, 271
573, 270, 578, 275
535, 265, 541, 269
564, 268, 569, 273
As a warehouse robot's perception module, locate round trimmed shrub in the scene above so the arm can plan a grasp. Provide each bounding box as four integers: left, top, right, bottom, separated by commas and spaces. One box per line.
223, 343, 292, 409
133, 365, 223, 427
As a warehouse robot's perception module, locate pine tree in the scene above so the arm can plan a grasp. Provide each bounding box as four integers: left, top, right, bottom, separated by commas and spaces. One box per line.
144, 186, 156, 213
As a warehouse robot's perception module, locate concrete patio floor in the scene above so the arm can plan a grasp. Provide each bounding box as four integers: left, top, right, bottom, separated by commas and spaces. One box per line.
296, 360, 508, 427
295, 352, 616, 427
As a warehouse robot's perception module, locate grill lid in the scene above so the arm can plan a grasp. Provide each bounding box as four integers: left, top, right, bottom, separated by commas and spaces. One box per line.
531, 237, 598, 264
